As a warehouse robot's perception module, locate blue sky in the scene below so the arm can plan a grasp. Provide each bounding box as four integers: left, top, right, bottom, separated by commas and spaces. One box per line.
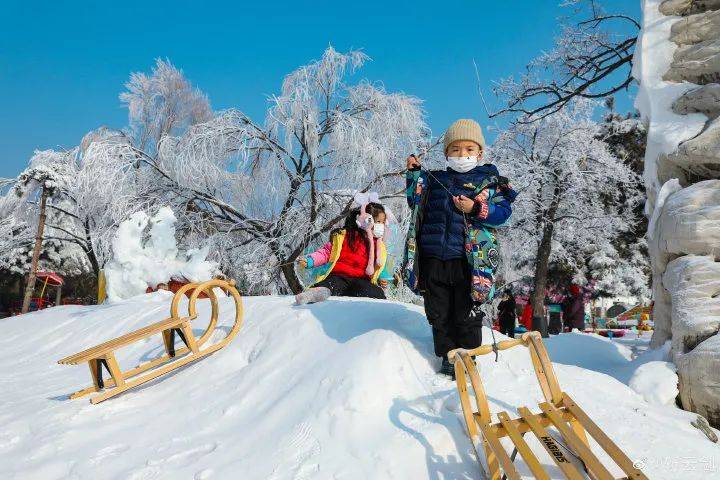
1, 0, 640, 178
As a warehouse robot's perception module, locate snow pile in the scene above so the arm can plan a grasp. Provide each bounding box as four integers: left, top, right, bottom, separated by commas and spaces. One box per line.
629, 361, 679, 405
656, 181, 720, 257
663, 255, 720, 354
631, 0, 706, 206
1, 296, 718, 479
104, 207, 217, 301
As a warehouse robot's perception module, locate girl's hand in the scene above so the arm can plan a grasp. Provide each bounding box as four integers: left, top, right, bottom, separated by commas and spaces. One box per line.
297, 257, 308, 268
406, 154, 420, 170
379, 279, 389, 289
453, 195, 474, 213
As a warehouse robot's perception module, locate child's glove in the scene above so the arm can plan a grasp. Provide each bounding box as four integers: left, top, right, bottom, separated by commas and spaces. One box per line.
452, 195, 475, 213
406, 154, 421, 171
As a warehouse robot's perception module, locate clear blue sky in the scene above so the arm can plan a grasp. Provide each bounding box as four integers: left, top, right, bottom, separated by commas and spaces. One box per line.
1, 0, 639, 178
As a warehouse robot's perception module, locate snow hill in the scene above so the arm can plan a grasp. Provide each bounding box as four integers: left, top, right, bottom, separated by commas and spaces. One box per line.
1, 294, 718, 479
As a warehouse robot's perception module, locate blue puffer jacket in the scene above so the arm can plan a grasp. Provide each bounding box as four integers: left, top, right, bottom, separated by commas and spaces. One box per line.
415, 164, 513, 260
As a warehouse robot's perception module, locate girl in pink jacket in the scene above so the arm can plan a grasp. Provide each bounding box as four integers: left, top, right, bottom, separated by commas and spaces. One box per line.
295, 201, 393, 305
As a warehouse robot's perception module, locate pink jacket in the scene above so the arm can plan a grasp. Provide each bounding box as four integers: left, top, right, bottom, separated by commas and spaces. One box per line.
308, 242, 333, 267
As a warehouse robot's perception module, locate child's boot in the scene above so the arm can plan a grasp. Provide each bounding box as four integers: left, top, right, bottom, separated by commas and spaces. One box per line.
294, 287, 331, 305
439, 357, 456, 380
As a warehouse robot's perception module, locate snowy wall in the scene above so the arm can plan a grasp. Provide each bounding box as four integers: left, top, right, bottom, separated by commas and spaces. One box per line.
633, 0, 720, 426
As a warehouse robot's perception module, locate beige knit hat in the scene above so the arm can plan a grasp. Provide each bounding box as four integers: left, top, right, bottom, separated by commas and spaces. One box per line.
443, 119, 485, 153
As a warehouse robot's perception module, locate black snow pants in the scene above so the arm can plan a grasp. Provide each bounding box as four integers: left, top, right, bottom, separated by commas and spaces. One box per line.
315, 274, 386, 299
499, 319, 515, 338
420, 257, 483, 358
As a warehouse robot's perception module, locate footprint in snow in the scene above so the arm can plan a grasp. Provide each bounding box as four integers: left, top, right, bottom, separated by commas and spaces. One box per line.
90, 443, 131, 463
147, 442, 218, 468
194, 468, 214, 479
269, 422, 322, 480
126, 465, 162, 480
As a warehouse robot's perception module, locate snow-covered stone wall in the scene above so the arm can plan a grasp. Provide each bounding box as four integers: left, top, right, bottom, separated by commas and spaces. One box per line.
633, 0, 720, 426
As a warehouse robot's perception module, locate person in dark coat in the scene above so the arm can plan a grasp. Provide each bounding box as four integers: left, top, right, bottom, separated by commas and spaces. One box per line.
562, 284, 586, 331
497, 289, 517, 338
405, 119, 515, 378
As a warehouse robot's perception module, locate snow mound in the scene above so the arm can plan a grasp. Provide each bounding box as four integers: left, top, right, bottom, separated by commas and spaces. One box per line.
629, 361, 679, 405
1, 296, 717, 479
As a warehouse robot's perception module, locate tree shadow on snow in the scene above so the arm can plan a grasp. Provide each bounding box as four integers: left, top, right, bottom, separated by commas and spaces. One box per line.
389, 391, 480, 479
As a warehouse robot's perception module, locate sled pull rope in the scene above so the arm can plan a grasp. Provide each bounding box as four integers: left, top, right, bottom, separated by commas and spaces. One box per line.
483, 303, 499, 362
487, 316, 499, 362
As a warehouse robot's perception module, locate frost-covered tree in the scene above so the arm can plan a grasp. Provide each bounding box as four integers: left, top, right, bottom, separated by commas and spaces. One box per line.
2, 59, 220, 291
58, 128, 148, 274
492, 0, 639, 121
120, 59, 213, 152
584, 239, 650, 299
3, 50, 425, 295
11, 157, 77, 311
492, 99, 641, 335
593, 104, 650, 300
129, 47, 427, 293
0, 186, 31, 275
8, 141, 142, 279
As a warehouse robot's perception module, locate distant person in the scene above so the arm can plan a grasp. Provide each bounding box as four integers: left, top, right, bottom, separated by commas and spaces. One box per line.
562, 284, 586, 331
497, 289, 517, 338
520, 302, 533, 331
295, 196, 392, 305
403, 118, 517, 378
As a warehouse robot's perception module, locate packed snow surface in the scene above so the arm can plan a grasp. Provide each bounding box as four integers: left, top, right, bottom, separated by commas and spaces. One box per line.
629, 361, 679, 405
1, 295, 718, 479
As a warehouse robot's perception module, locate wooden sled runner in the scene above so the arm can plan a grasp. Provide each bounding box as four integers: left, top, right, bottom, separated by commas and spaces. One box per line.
448, 331, 648, 480
58, 279, 243, 404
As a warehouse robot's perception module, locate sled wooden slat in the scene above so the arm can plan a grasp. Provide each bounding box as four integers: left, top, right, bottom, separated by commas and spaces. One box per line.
517, 406, 585, 480
496, 411, 550, 480
483, 409, 575, 438
452, 332, 650, 480
58, 279, 243, 404
539, 401, 615, 480
58, 316, 192, 365
478, 423, 522, 480
562, 395, 649, 480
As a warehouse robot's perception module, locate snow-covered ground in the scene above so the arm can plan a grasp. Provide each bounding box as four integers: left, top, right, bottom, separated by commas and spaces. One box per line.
1, 294, 718, 479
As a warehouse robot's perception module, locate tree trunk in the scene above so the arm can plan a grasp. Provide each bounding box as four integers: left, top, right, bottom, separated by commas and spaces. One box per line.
281, 262, 303, 295
530, 222, 554, 337
84, 218, 100, 278
21, 187, 49, 314
530, 183, 561, 338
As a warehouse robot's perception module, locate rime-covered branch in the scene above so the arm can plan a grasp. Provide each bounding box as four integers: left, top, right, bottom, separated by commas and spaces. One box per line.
491, 0, 639, 121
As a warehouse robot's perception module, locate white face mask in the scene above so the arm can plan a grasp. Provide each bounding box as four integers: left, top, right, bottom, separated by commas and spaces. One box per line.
447, 156, 478, 173
372, 223, 385, 238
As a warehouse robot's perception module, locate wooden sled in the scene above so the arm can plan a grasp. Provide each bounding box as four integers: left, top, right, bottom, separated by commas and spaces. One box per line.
58, 279, 243, 404
448, 331, 648, 480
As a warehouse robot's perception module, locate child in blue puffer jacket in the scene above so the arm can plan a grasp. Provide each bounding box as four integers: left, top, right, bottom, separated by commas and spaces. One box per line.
404, 119, 516, 378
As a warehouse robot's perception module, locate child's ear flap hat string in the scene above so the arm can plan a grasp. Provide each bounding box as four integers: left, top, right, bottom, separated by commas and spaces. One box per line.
353, 191, 386, 276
